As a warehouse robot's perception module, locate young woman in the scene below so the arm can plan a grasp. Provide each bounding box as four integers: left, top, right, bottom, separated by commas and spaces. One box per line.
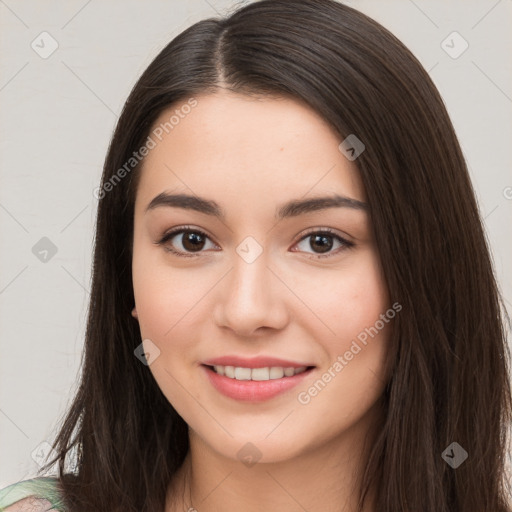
1, 0, 510, 511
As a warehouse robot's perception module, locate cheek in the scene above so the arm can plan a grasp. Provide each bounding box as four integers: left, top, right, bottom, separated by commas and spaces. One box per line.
131, 239, 209, 341
290, 249, 389, 345
131, 245, 207, 411
293, 256, 391, 426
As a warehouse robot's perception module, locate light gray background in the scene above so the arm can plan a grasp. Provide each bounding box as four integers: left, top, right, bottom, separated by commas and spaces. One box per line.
1, 0, 511, 487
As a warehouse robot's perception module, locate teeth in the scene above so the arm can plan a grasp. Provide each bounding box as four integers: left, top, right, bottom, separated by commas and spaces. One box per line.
211, 365, 308, 381
234, 367, 251, 380
269, 367, 284, 379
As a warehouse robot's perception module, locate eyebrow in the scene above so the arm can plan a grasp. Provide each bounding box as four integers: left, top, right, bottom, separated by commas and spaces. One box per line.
145, 192, 368, 220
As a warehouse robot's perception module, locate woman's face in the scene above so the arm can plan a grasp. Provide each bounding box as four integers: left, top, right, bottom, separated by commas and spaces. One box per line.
131, 91, 393, 463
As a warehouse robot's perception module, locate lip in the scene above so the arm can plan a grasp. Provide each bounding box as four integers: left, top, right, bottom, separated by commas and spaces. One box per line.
202, 355, 314, 369
201, 364, 315, 402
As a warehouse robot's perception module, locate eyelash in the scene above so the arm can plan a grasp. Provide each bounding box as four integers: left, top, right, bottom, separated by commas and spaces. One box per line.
155, 225, 355, 260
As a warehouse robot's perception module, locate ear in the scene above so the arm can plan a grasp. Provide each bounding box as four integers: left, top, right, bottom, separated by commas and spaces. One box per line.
131, 307, 138, 319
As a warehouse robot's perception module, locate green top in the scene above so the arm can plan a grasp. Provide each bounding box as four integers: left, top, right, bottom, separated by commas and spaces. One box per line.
0, 477, 66, 511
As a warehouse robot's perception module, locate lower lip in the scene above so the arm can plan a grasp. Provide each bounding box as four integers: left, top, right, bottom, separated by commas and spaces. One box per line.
201, 365, 314, 402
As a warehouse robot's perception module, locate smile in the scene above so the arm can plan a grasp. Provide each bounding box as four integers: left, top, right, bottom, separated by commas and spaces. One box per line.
201, 364, 315, 402
210, 365, 309, 380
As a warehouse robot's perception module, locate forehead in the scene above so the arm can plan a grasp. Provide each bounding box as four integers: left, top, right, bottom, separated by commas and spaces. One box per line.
134, 91, 365, 218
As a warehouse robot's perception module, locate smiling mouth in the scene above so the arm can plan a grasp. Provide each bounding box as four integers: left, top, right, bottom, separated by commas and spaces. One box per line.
203, 364, 315, 381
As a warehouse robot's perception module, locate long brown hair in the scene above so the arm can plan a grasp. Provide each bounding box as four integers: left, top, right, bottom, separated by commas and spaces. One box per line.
39, 1, 512, 510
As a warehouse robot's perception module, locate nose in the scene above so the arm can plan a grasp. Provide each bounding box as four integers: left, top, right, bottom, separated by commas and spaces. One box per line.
213, 252, 289, 337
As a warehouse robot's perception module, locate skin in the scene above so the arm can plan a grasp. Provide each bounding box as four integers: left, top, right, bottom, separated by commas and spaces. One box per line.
131, 90, 392, 512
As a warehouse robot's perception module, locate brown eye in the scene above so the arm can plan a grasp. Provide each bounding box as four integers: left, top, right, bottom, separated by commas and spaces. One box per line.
293, 229, 354, 259
179, 231, 207, 252
157, 227, 217, 257
309, 233, 334, 253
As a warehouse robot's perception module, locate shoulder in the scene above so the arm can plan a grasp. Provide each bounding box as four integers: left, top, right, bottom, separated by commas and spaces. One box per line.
0, 477, 65, 511
2, 497, 53, 511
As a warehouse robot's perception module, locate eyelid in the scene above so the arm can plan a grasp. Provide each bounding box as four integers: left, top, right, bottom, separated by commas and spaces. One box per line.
158, 225, 213, 242
295, 226, 352, 243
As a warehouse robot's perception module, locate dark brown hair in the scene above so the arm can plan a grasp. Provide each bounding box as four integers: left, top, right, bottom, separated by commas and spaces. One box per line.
39, 1, 512, 510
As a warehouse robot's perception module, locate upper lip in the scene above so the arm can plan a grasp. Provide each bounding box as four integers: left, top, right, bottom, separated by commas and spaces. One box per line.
202, 355, 315, 369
